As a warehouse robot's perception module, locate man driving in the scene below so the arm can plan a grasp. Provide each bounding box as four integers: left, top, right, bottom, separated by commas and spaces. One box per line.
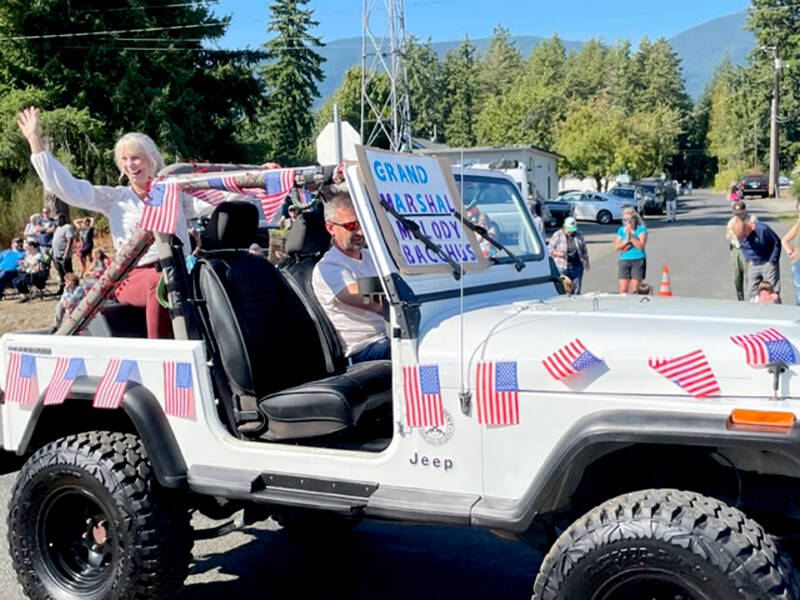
312, 193, 390, 363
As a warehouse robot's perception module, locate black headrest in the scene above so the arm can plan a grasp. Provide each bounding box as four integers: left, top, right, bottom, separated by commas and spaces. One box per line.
201, 202, 259, 250
284, 209, 331, 256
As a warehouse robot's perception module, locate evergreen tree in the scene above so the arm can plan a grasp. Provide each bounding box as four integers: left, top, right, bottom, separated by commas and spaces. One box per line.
476, 25, 523, 105
404, 36, 444, 141
258, 0, 325, 165
441, 37, 478, 146
0, 0, 263, 173
636, 37, 691, 115
564, 38, 608, 102
474, 34, 566, 149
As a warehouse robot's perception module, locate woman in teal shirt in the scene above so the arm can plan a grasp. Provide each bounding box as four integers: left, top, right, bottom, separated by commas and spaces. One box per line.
614, 206, 648, 293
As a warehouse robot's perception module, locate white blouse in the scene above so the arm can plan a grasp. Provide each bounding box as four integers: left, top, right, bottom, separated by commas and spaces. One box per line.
30, 150, 214, 265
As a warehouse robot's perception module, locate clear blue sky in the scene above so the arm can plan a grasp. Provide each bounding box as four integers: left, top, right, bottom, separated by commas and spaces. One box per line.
210, 0, 748, 49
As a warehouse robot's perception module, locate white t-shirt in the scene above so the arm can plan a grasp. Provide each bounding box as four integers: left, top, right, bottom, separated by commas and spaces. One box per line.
312, 245, 385, 356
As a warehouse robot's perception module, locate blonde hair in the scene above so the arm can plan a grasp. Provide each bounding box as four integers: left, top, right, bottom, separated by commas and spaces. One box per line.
113, 132, 164, 178
622, 206, 643, 227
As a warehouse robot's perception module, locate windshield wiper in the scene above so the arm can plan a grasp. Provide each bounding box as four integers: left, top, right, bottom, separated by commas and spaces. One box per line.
454, 212, 526, 272
379, 199, 463, 280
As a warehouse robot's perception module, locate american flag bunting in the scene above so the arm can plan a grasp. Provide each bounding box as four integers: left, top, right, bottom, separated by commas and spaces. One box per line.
43, 357, 86, 406
163, 361, 195, 418
4, 352, 38, 406
138, 182, 179, 234
730, 328, 796, 366
259, 168, 295, 223
648, 349, 720, 398
93, 359, 136, 409
542, 338, 602, 380
476, 360, 520, 425
402, 364, 444, 428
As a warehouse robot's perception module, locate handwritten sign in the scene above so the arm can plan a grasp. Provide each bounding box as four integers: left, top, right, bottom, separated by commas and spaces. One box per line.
355, 146, 487, 275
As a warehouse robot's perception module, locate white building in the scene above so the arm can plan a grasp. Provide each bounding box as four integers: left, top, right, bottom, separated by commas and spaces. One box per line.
414, 143, 560, 201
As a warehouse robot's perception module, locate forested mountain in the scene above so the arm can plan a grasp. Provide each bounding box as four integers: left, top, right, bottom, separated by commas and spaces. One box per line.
315, 12, 752, 103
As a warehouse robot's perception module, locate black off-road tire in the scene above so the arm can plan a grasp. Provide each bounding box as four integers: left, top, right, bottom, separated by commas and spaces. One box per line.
532, 488, 800, 600
8, 431, 192, 600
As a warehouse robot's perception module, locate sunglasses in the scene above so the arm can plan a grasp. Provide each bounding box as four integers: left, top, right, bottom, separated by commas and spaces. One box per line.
330, 220, 361, 232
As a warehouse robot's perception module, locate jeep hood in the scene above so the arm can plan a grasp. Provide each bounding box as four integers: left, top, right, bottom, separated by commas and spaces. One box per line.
418, 293, 800, 400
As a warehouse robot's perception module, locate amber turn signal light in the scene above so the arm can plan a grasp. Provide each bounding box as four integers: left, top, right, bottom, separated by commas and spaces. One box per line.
728, 409, 795, 433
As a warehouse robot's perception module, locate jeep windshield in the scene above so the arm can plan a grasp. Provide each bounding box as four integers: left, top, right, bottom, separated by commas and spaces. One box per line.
453, 173, 543, 263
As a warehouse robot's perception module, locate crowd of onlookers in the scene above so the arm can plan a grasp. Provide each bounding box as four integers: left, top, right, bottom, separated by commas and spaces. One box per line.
0, 207, 111, 325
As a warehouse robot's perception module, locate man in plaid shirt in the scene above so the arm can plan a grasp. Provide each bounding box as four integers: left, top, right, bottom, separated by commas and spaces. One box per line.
548, 217, 590, 294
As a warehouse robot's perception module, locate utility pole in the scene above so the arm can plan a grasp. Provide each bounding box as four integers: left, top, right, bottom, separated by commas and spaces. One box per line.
768, 42, 781, 198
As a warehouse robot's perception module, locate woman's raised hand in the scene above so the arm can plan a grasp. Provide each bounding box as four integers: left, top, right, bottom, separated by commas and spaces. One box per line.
16, 106, 45, 154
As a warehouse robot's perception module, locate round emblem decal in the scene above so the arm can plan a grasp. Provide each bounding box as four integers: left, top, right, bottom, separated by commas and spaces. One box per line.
419, 409, 454, 446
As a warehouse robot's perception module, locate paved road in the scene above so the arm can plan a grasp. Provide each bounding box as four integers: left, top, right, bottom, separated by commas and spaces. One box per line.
0, 460, 541, 599
575, 188, 794, 302
0, 188, 796, 599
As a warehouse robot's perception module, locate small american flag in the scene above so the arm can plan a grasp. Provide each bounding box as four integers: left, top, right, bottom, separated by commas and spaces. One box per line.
138, 182, 179, 234
43, 357, 86, 406
4, 352, 37, 406
93, 359, 136, 409
259, 169, 295, 223
648, 349, 720, 398
163, 361, 194, 418
402, 364, 444, 427
542, 339, 602, 380
187, 187, 227, 207
476, 360, 519, 425
730, 328, 797, 366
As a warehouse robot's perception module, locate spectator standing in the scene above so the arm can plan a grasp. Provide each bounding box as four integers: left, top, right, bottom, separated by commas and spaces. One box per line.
23, 214, 38, 244
0, 238, 24, 297
548, 217, 589, 294
614, 207, 648, 293
726, 210, 758, 301
51, 214, 74, 294
781, 214, 800, 305
74, 216, 94, 276
731, 201, 781, 301
36, 207, 56, 251
664, 185, 677, 222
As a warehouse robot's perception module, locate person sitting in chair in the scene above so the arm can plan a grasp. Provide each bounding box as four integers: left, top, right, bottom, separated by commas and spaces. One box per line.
312, 193, 390, 363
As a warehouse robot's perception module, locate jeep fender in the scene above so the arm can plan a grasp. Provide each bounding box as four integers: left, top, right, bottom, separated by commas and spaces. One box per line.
471, 409, 800, 533
17, 376, 187, 488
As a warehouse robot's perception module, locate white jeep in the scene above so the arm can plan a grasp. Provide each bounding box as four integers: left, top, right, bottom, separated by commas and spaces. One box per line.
2, 147, 800, 600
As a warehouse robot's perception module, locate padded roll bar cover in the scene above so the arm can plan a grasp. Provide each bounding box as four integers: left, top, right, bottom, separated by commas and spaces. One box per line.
201, 202, 259, 250
56, 228, 155, 336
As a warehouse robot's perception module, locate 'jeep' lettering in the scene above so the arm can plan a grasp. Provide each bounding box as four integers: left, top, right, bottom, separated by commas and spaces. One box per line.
409, 451, 453, 471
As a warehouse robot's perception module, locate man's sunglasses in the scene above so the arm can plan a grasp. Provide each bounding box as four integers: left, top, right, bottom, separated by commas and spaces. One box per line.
330, 220, 361, 232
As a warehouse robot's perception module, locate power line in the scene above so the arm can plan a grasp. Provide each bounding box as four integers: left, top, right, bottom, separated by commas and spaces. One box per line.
72, 1, 220, 13
0, 21, 228, 42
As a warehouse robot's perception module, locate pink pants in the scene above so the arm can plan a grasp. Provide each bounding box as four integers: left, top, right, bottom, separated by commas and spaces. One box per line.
116, 265, 172, 338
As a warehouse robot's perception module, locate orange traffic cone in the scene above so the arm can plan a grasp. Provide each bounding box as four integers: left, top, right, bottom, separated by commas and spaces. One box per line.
659, 265, 672, 296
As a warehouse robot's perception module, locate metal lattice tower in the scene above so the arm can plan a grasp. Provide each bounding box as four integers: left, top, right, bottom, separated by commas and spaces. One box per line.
360, 0, 412, 151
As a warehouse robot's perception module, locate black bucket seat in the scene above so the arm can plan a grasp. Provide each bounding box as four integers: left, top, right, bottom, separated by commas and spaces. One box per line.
193, 202, 391, 442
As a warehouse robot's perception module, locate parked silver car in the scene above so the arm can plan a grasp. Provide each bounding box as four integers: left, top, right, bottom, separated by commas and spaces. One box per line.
559, 190, 633, 224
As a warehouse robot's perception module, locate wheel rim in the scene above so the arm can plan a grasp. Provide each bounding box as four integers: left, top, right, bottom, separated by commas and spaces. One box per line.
598, 212, 611, 224
37, 485, 116, 595
592, 568, 715, 600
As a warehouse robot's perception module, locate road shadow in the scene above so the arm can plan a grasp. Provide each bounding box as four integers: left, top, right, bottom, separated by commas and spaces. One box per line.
181, 521, 542, 599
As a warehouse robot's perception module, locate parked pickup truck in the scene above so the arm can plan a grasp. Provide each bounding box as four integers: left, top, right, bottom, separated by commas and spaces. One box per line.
2, 147, 800, 600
